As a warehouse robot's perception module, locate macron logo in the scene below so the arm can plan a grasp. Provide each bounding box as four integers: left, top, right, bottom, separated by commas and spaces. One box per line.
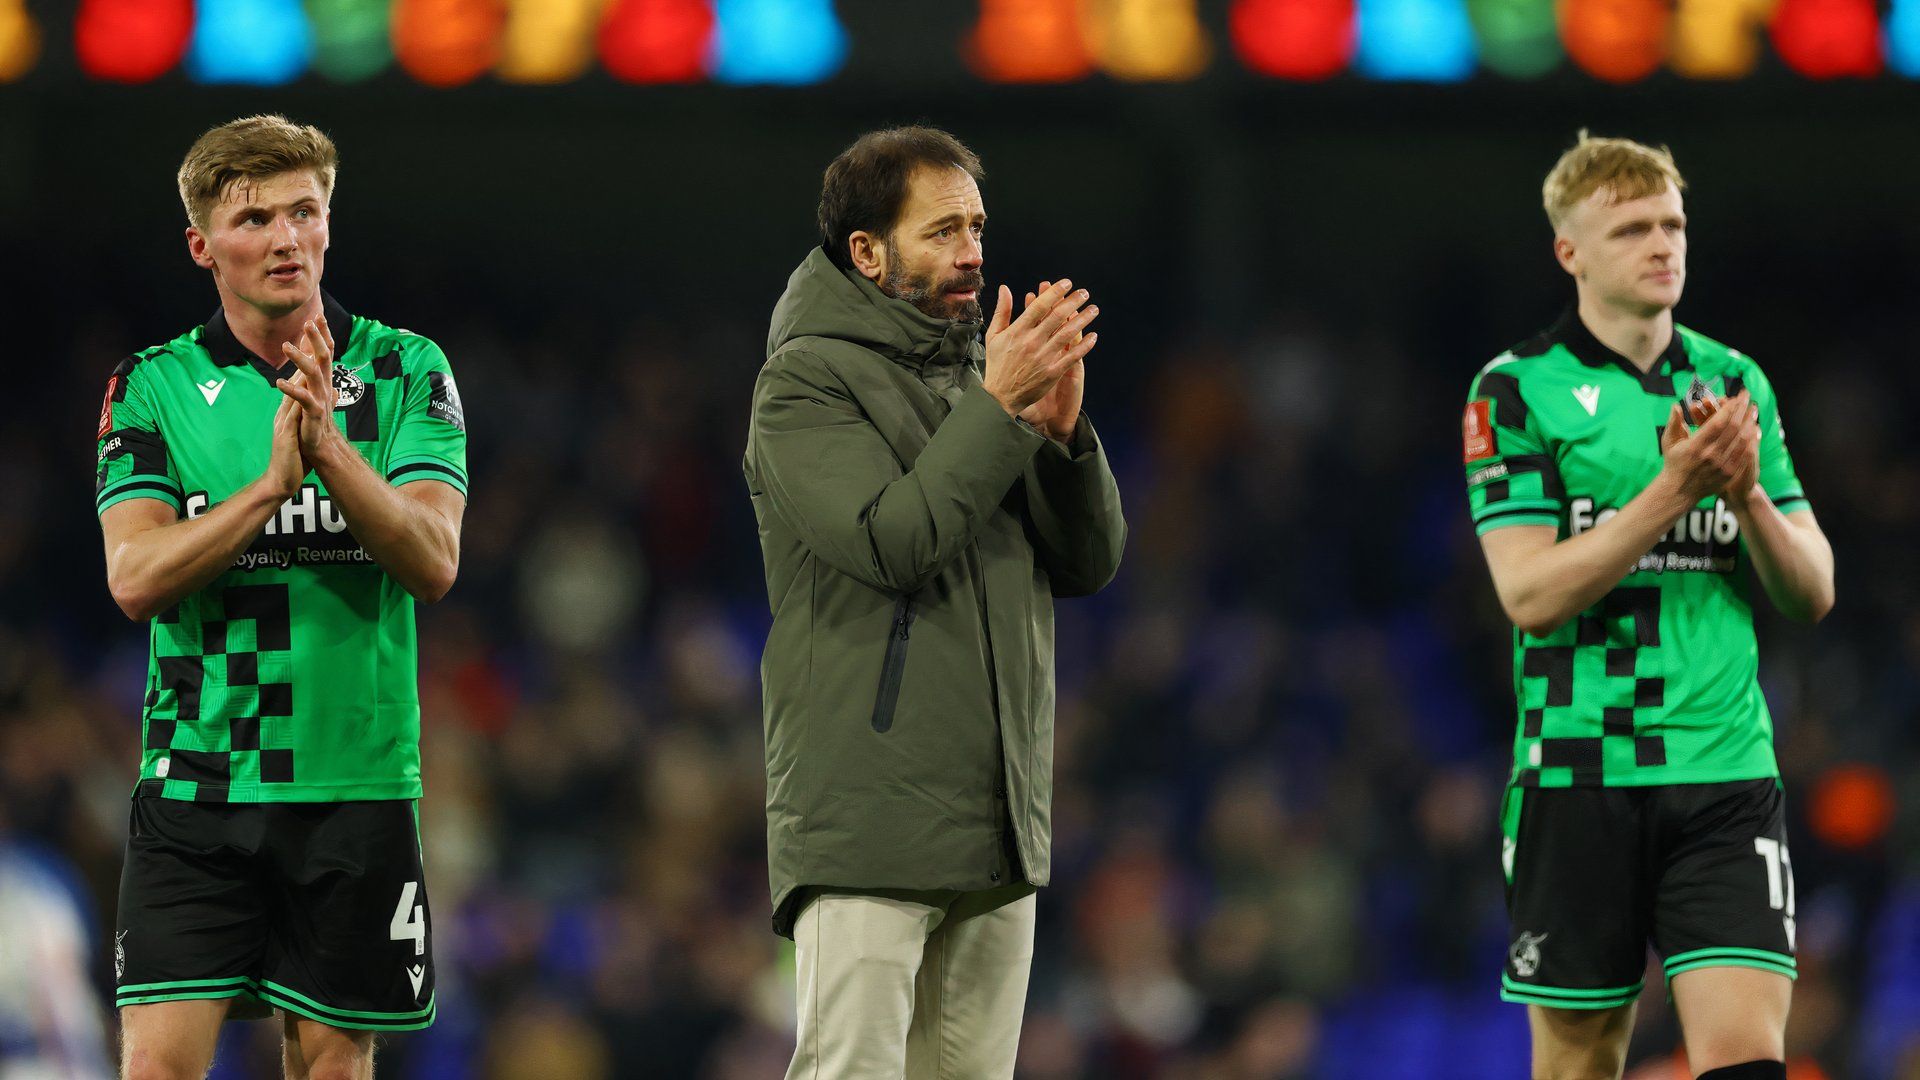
1572, 384, 1601, 416
198, 378, 227, 406
407, 965, 426, 997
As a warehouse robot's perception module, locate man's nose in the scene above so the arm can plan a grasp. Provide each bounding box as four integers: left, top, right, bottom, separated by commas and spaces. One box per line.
956, 231, 983, 270
271, 217, 299, 253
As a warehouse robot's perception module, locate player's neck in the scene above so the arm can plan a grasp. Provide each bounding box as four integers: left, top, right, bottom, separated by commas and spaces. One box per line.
218, 286, 324, 370
1576, 295, 1672, 374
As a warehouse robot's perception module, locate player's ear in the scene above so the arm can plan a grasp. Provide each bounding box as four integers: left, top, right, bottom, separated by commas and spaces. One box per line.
186, 226, 216, 271
1552, 234, 1579, 278
848, 230, 885, 285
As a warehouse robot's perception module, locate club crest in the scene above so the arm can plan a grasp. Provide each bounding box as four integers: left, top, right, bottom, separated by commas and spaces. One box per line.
333, 365, 366, 408
1509, 931, 1548, 978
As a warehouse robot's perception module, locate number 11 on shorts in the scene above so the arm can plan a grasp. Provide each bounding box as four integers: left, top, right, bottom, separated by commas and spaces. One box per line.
390, 881, 427, 956
1754, 837, 1796, 949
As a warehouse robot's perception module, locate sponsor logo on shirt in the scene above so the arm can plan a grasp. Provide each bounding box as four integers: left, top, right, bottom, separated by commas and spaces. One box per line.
426, 371, 464, 431
1570, 495, 1740, 575
187, 485, 377, 570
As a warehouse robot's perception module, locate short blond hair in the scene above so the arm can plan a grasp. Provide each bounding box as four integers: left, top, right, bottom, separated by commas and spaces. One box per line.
1542, 130, 1685, 232
177, 114, 338, 230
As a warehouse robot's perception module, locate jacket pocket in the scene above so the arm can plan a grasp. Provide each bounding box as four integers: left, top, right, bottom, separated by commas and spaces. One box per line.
870, 596, 914, 733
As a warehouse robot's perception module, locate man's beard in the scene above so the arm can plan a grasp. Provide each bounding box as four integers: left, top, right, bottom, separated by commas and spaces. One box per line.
881, 260, 985, 324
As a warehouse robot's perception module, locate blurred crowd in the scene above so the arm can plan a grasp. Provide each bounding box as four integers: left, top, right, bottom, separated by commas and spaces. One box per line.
2, 296, 1917, 1079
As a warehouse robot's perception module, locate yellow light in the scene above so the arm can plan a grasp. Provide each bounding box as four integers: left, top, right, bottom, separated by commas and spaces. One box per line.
1087, 0, 1212, 80
0, 0, 40, 81
498, 0, 607, 82
1670, 0, 1774, 77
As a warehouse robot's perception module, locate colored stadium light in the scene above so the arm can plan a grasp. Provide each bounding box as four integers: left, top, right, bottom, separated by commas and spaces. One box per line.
498, 0, 605, 83
709, 0, 848, 84
1669, 0, 1771, 78
1464, 0, 1561, 78
1891, 0, 1920, 76
392, 0, 506, 86
0, 0, 39, 82
1229, 0, 1357, 81
1354, 0, 1476, 81
1085, 0, 1212, 82
306, 0, 393, 82
966, 0, 1095, 83
75, 0, 193, 82
188, 0, 316, 85
1558, 0, 1668, 82
1770, 0, 1882, 78
599, 0, 714, 83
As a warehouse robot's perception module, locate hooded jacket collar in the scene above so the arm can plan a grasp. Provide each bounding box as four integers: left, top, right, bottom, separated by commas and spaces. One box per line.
767, 247, 980, 373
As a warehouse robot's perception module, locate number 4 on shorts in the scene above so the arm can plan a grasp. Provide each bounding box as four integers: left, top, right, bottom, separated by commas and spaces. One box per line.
390, 881, 426, 956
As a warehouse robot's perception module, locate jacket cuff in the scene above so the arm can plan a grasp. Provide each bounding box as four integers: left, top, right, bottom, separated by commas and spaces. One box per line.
1040, 412, 1101, 462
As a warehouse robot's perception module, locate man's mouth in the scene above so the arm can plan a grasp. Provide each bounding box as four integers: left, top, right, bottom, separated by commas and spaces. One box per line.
269, 263, 302, 282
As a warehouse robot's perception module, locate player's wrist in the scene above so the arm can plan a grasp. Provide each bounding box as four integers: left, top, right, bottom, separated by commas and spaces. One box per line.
305, 427, 355, 473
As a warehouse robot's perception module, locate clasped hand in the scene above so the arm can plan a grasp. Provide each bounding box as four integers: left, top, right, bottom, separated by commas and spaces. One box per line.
982, 279, 1100, 443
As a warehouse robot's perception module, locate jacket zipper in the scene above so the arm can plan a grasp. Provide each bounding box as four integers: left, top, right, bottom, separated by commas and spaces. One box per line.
870, 596, 914, 732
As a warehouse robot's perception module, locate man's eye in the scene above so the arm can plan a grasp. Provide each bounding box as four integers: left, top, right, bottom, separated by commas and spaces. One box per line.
935, 228, 953, 240
245, 215, 265, 226
296, 208, 310, 220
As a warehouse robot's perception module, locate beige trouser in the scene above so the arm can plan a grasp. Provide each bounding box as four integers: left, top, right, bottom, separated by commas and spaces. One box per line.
785, 883, 1038, 1080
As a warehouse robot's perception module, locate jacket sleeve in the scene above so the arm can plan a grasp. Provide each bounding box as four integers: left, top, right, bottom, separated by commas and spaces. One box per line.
1022, 412, 1126, 597
750, 349, 1047, 594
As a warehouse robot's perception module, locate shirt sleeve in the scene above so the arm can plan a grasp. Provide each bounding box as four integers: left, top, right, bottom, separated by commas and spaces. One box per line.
1463, 364, 1564, 535
1737, 360, 1808, 516
384, 336, 469, 496
95, 355, 184, 516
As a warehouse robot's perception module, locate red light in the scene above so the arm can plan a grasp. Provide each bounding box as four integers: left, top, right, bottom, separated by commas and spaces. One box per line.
1810, 764, 1895, 850
1771, 0, 1882, 78
599, 0, 715, 84
76, 0, 193, 83
392, 0, 506, 87
966, 0, 1095, 83
1559, 0, 1669, 83
1230, 0, 1356, 81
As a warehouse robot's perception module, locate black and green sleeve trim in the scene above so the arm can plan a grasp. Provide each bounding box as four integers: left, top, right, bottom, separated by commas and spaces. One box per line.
386, 459, 468, 494
97, 477, 184, 515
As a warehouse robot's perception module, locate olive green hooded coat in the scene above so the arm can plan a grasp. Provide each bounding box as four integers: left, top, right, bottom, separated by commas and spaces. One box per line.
745, 248, 1126, 936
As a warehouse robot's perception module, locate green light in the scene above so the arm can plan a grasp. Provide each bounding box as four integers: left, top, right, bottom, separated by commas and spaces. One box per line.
1465, 0, 1559, 77
307, 0, 393, 81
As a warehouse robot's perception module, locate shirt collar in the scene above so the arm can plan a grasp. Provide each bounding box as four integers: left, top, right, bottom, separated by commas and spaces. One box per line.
1552, 308, 1691, 394
201, 291, 355, 380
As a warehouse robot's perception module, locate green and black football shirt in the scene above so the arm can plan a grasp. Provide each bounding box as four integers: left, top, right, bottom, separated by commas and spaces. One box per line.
1463, 312, 1808, 789
95, 292, 468, 803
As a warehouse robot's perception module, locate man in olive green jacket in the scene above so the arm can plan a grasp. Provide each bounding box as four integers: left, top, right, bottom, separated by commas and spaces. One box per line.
745, 128, 1124, 1078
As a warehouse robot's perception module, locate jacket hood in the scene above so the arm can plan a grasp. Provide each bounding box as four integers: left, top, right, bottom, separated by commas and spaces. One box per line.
767, 247, 979, 369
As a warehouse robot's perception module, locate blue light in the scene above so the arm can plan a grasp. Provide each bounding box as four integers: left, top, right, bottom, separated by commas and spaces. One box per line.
1355, 0, 1478, 81
1890, 0, 1920, 76
188, 0, 314, 84
709, 0, 848, 85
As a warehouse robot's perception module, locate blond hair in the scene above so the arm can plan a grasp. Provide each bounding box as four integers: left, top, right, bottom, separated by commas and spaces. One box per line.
177, 115, 338, 230
1542, 130, 1685, 232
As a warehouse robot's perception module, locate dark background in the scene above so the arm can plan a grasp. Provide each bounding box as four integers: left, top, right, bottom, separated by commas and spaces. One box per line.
3, 16, 1920, 1078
